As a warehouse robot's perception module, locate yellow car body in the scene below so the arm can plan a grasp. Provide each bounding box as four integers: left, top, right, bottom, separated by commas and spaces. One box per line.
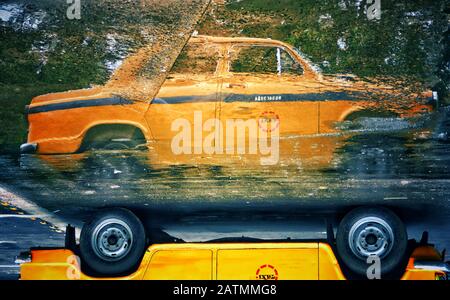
21, 35, 435, 155
20, 242, 447, 280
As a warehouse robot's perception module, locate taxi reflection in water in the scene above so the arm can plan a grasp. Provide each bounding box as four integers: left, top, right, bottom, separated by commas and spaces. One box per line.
20, 35, 436, 156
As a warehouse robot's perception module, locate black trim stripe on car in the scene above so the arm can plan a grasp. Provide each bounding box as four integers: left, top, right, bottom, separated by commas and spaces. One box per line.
28, 97, 134, 114
152, 95, 218, 104
28, 91, 366, 114
153, 91, 366, 104
224, 91, 364, 102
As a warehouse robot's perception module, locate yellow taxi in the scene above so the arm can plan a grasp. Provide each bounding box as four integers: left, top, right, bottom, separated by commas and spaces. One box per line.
19, 207, 449, 280
20, 234, 448, 280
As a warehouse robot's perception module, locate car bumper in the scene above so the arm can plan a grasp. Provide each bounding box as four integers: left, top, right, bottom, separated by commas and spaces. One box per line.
20, 143, 38, 154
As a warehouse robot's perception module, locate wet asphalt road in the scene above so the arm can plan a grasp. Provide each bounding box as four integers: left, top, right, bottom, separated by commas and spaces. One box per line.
0, 202, 64, 280
0, 108, 449, 279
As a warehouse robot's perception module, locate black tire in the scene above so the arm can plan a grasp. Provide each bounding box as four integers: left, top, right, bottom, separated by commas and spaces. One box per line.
79, 208, 146, 276
336, 206, 407, 278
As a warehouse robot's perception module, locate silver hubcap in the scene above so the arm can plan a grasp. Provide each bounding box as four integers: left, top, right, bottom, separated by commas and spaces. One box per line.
348, 216, 394, 260
91, 218, 133, 261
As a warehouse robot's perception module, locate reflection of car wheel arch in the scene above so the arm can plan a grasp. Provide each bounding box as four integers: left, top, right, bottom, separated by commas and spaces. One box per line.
79, 123, 147, 152
343, 108, 399, 121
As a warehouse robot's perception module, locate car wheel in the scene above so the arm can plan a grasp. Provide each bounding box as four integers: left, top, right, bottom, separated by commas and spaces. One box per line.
79, 208, 146, 276
336, 206, 407, 278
